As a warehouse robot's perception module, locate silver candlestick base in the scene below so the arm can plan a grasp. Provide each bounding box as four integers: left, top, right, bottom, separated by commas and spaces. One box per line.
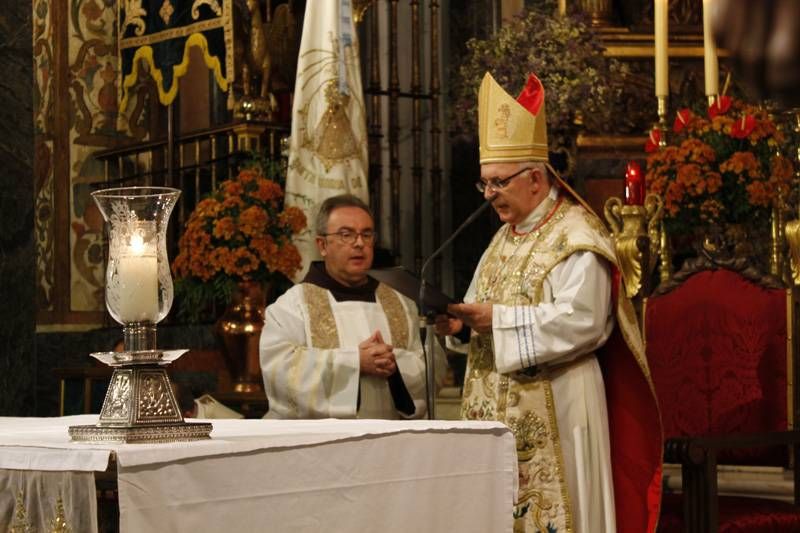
69, 347, 212, 444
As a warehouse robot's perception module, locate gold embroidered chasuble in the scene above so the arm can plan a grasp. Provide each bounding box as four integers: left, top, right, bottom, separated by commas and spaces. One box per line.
461, 195, 642, 533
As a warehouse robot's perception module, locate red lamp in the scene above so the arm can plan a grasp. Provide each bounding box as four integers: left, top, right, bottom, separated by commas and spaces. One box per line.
624, 161, 645, 206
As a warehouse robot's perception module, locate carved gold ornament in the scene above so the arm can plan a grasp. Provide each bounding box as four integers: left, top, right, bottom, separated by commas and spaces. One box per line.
786, 218, 800, 285
352, 0, 374, 23
604, 194, 664, 298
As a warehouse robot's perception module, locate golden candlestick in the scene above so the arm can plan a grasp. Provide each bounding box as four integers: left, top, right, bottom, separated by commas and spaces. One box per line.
604, 194, 664, 299
657, 95, 668, 147
658, 223, 673, 284
784, 110, 800, 285
772, 202, 787, 281
702, 0, 719, 97
786, 219, 800, 285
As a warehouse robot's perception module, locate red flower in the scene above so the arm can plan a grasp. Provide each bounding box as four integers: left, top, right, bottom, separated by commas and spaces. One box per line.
645, 128, 661, 153
708, 95, 732, 119
673, 109, 692, 133
730, 114, 756, 139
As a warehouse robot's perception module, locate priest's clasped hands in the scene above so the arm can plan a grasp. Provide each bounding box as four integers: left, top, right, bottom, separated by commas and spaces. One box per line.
434, 303, 493, 336
358, 330, 397, 378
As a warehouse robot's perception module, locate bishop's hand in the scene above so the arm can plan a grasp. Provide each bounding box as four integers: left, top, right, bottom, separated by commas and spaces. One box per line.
434, 314, 463, 337
447, 303, 493, 335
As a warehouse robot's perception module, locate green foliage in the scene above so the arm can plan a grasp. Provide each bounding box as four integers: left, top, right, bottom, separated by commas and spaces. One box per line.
451, 4, 625, 170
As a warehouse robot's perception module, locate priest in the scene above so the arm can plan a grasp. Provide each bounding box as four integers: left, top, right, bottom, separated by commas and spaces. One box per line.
436, 72, 663, 533
259, 194, 438, 419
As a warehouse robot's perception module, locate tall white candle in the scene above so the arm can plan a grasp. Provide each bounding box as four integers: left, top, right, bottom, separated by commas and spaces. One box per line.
702, 0, 719, 96
654, 0, 669, 97
116, 234, 159, 323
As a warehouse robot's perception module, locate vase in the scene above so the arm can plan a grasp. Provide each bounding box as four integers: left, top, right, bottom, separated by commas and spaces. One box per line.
217, 280, 268, 393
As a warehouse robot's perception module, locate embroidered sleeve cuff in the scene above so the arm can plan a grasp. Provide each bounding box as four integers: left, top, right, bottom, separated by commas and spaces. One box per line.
492, 304, 539, 374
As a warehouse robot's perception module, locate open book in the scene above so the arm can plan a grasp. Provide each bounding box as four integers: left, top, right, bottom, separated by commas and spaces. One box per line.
368, 267, 455, 314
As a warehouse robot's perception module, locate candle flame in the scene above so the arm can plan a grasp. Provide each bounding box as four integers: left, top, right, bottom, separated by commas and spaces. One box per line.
129, 233, 146, 255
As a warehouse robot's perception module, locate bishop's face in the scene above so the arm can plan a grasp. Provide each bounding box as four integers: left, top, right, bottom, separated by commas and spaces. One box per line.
480, 162, 548, 226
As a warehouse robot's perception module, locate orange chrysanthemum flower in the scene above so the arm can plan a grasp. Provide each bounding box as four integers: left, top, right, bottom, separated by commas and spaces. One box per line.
645, 97, 795, 236
172, 165, 309, 306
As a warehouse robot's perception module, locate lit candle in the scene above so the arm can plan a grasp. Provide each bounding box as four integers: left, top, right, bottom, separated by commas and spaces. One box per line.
558, 0, 566, 17
625, 161, 645, 206
116, 233, 159, 323
654, 0, 669, 97
702, 0, 719, 96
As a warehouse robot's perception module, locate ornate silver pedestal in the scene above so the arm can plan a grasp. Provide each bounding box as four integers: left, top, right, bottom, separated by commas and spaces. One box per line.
69, 330, 212, 443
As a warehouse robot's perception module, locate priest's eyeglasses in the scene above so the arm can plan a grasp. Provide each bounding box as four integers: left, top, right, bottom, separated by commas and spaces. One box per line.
475, 167, 531, 194
320, 229, 376, 245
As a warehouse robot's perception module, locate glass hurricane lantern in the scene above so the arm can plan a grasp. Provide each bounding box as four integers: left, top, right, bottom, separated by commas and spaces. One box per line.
69, 187, 211, 443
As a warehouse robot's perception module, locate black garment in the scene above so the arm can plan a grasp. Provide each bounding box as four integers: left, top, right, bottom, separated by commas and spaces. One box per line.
302, 261, 415, 416
303, 261, 379, 302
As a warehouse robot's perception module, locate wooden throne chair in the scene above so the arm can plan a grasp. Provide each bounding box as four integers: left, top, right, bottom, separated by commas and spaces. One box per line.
604, 195, 800, 532
645, 251, 800, 532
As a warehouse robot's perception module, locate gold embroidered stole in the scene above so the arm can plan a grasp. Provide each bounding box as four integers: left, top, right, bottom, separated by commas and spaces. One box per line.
302, 283, 410, 350
286, 283, 409, 416
461, 197, 618, 533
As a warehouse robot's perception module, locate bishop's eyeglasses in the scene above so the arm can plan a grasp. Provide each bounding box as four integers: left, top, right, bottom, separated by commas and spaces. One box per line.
319, 229, 376, 245
475, 167, 531, 194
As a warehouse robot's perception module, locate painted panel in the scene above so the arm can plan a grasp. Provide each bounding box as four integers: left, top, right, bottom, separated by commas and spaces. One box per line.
33, 0, 55, 310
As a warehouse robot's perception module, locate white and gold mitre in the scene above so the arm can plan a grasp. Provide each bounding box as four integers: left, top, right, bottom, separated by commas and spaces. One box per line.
478, 72, 548, 164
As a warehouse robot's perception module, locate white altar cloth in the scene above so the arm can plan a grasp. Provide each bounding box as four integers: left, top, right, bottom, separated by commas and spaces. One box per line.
0, 416, 517, 532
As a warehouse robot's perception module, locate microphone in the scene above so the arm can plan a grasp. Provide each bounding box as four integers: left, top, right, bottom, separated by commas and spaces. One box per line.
418, 193, 497, 317
417, 193, 496, 420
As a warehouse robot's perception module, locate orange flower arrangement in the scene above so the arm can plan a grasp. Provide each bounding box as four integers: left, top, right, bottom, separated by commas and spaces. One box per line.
645, 96, 794, 236
172, 164, 306, 321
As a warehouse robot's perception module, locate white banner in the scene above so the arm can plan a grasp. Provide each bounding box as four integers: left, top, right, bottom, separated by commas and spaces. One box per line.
285, 0, 369, 281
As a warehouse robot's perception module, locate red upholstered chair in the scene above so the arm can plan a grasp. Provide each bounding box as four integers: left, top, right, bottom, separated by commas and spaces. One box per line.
644, 260, 800, 532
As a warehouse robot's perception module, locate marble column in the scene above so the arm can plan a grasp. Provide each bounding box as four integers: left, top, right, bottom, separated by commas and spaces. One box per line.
0, 1, 35, 415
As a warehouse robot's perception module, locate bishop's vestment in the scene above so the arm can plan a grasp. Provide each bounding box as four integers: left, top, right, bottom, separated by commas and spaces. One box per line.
461, 187, 662, 533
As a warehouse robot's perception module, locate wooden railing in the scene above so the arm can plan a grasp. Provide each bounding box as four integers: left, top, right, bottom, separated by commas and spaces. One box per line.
93, 121, 290, 240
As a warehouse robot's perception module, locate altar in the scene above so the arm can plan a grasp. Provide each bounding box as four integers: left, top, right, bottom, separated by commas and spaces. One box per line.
0, 416, 517, 532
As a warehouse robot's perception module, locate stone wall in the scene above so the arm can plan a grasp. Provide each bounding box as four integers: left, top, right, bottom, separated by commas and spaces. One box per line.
0, 1, 36, 415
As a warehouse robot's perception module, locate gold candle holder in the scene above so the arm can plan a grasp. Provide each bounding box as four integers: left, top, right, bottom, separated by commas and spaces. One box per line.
771, 197, 787, 281
786, 219, 800, 285
604, 194, 664, 299
657, 95, 668, 148
659, 223, 673, 284
785, 110, 800, 285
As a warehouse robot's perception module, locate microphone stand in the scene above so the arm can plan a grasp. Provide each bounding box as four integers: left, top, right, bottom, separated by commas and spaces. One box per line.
418, 195, 496, 419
